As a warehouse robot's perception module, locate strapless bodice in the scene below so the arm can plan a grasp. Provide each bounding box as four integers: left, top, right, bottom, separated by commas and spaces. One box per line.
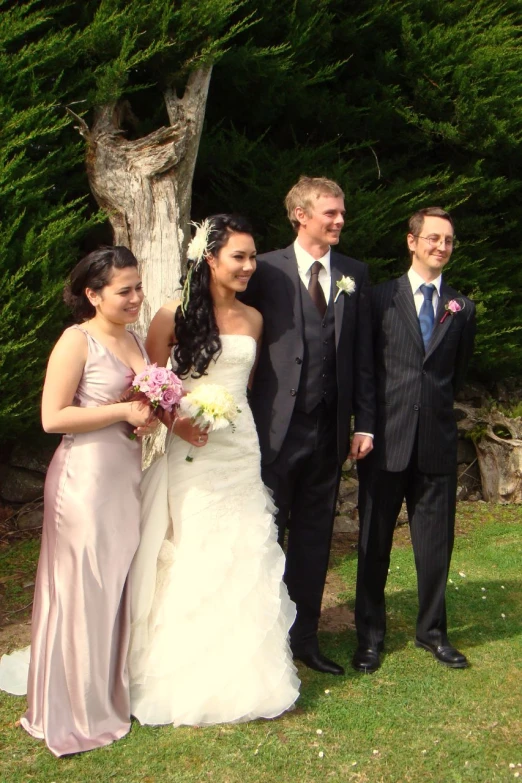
173, 335, 256, 402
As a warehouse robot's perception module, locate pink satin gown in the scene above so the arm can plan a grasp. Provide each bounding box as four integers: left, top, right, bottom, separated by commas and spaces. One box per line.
21, 326, 144, 756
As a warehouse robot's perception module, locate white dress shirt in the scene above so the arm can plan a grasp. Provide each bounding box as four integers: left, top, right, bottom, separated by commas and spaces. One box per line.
294, 240, 331, 303
408, 267, 442, 316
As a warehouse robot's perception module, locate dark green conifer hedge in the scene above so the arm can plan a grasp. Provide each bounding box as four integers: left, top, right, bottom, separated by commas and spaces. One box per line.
1, 0, 521, 440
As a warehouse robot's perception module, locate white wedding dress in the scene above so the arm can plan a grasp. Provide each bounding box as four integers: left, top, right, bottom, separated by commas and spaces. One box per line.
129, 335, 300, 726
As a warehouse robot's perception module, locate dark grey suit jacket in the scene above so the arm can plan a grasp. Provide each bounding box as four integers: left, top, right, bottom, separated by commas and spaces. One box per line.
243, 244, 375, 465
371, 274, 476, 474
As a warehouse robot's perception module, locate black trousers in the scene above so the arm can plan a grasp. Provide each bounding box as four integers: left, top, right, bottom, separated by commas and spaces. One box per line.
355, 446, 457, 648
262, 403, 341, 652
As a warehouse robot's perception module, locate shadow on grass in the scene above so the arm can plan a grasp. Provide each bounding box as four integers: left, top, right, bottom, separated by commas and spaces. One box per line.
383, 577, 521, 650
294, 576, 521, 708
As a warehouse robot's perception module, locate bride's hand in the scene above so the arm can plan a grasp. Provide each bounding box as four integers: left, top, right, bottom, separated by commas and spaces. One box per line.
172, 416, 209, 447
133, 416, 160, 439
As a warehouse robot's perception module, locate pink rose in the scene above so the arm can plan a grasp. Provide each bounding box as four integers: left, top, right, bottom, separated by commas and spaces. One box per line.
159, 387, 178, 410
447, 300, 462, 313
150, 367, 170, 386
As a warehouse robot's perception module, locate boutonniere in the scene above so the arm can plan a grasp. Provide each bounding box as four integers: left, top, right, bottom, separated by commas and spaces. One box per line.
440, 298, 465, 323
334, 275, 356, 303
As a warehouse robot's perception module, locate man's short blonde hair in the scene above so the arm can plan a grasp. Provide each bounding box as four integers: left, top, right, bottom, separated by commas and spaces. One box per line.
285, 176, 344, 231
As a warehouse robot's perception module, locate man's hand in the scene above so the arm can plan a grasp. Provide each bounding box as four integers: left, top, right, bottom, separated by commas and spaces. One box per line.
349, 434, 373, 460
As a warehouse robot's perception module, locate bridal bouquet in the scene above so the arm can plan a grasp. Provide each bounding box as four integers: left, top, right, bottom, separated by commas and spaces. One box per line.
122, 364, 184, 437
178, 383, 241, 462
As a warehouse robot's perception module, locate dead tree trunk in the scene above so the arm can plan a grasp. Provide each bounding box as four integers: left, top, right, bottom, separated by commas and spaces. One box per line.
456, 404, 522, 503
69, 67, 212, 464
72, 67, 212, 334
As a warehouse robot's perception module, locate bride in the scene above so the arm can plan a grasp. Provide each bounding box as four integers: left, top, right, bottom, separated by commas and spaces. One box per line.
129, 214, 300, 726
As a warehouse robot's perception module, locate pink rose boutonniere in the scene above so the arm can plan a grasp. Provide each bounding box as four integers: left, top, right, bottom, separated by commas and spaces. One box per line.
440, 298, 465, 324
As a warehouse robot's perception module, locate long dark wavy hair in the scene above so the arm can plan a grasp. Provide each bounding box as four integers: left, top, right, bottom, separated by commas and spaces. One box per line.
174, 214, 253, 378
63, 246, 139, 321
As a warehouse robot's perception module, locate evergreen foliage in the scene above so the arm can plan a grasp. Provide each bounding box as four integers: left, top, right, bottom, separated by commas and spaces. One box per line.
0, 0, 260, 440
194, 0, 522, 376
1, 0, 521, 441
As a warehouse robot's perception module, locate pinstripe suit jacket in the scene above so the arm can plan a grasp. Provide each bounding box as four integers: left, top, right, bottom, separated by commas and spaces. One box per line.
372, 274, 476, 474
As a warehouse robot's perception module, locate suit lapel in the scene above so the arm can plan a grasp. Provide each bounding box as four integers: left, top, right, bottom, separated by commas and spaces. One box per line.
393, 274, 424, 354
331, 253, 346, 348
424, 279, 455, 361
280, 244, 304, 339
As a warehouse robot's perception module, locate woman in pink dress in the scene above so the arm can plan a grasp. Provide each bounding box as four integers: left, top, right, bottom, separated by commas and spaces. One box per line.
17, 246, 152, 756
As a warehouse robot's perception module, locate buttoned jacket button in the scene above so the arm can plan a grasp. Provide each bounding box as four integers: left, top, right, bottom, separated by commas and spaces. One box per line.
295, 357, 302, 364
290, 389, 297, 396
413, 404, 420, 411
422, 370, 427, 376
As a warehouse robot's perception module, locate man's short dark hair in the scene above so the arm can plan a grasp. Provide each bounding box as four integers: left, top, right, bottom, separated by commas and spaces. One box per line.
408, 207, 454, 238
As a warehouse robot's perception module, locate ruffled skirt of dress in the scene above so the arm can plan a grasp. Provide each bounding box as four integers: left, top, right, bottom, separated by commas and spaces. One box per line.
129, 432, 300, 727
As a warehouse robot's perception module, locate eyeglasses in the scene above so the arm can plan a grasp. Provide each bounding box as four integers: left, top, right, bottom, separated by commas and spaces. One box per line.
413, 234, 458, 249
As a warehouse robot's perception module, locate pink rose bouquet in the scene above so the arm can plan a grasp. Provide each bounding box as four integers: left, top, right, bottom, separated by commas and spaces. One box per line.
121, 364, 184, 436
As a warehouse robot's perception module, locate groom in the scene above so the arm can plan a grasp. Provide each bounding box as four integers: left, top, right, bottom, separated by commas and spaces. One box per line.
244, 176, 375, 675
353, 206, 476, 673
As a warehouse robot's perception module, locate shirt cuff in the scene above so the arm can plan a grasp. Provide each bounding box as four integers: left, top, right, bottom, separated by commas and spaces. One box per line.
354, 432, 374, 438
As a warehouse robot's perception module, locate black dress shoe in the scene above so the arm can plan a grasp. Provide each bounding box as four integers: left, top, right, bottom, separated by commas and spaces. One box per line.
415, 639, 469, 669
293, 650, 345, 675
351, 644, 383, 673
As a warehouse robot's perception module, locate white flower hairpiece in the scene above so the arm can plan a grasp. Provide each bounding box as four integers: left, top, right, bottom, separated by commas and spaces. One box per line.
186, 219, 213, 265
334, 275, 356, 303
181, 218, 215, 316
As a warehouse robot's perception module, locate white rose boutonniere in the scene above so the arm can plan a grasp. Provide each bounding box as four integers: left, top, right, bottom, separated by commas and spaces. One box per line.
334, 275, 356, 303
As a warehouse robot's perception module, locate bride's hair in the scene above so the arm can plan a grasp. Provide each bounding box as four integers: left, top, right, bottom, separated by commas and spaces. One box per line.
64, 246, 139, 321
174, 214, 253, 378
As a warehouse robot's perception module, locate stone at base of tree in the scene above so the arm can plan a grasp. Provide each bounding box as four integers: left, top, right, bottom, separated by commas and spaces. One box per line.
0, 467, 44, 504
456, 403, 522, 503
337, 477, 359, 505
338, 500, 357, 517
457, 438, 476, 465
456, 460, 482, 500
333, 515, 359, 534
16, 507, 44, 530
396, 503, 409, 526
10, 439, 58, 475
341, 457, 355, 474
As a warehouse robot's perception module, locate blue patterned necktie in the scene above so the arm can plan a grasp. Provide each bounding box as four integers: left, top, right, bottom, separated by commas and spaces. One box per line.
419, 283, 435, 349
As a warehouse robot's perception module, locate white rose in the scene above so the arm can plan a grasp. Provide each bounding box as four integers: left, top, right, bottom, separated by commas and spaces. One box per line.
334, 275, 356, 302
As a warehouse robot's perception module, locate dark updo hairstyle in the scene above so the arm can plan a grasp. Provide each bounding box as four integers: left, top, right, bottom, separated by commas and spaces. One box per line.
174, 214, 253, 379
63, 246, 139, 321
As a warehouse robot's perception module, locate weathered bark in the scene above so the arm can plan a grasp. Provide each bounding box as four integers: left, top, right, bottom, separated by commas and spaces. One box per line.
69, 67, 212, 464
455, 403, 522, 503
70, 66, 212, 335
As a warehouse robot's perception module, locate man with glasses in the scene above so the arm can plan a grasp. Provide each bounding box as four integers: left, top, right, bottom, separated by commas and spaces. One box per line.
352, 206, 476, 673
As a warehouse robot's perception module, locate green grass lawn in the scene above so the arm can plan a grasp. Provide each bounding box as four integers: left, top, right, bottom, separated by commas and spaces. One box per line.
0, 504, 520, 783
